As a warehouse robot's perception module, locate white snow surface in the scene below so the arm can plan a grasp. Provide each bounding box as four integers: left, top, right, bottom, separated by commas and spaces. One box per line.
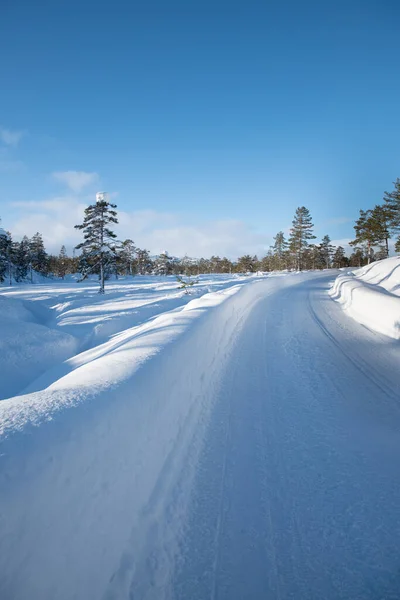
1, 270, 400, 600
330, 256, 400, 339
0, 274, 256, 401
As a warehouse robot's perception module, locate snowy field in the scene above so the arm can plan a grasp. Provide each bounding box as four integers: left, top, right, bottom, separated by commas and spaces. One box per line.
1, 264, 400, 599
0, 273, 260, 401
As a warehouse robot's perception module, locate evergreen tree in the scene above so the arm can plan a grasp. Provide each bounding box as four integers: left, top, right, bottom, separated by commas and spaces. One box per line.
272, 231, 288, 269
319, 235, 335, 268
383, 178, 400, 232
332, 246, 348, 268
13, 236, 30, 281
260, 250, 273, 272
135, 248, 153, 275
57, 245, 68, 279
0, 225, 11, 284
119, 239, 137, 276
288, 207, 316, 270
30, 232, 48, 277
349, 210, 376, 264
219, 257, 233, 273
236, 254, 257, 273
74, 195, 118, 293
154, 252, 172, 276
369, 205, 391, 258
349, 247, 366, 267
209, 255, 222, 273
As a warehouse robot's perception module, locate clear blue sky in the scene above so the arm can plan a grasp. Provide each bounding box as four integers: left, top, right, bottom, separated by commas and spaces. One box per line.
1, 0, 400, 257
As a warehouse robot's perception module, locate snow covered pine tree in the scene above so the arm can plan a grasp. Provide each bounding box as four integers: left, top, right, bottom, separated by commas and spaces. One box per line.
74, 192, 119, 293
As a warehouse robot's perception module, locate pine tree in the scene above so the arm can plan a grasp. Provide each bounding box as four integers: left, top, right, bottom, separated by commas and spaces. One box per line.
349, 209, 380, 265
57, 245, 68, 279
236, 255, 257, 273
332, 246, 348, 268
13, 236, 30, 281
272, 231, 288, 269
319, 235, 335, 269
369, 205, 391, 258
260, 250, 273, 272
209, 256, 222, 273
383, 178, 400, 230
135, 248, 153, 275
74, 195, 118, 293
288, 207, 316, 270
154, 252, 172, 276
30, 232, 48, 278
349, 247, 366, 267
219, 257, 233, 273
119, 239, 137, 276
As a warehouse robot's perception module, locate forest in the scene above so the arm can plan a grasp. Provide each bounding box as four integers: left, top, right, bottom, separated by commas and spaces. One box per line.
1, 178, 399, 285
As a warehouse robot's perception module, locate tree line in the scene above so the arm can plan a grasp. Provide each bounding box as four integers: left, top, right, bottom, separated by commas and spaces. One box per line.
1, 180, 400, 287
349, 178, 400, 264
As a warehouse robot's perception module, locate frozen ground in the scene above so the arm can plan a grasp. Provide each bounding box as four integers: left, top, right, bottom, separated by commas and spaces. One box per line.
1, 268, 400, 599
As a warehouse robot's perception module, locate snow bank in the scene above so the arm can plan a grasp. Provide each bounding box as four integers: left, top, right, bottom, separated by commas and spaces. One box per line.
330, 256, 400, 339
0, 296, 77, 400
0, 279, 273, 600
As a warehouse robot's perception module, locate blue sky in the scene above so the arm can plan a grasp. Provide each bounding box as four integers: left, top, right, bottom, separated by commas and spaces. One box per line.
1, 0, 400, 257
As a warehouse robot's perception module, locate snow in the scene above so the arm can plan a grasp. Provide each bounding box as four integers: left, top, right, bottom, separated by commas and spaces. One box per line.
2, 270, 400, 599
330, 256, 400, 339
0, 274, 258, 400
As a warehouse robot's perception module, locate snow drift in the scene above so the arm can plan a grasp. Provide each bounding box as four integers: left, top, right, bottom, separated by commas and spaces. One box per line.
0, 295, 77, 400
330, 256, 400, 339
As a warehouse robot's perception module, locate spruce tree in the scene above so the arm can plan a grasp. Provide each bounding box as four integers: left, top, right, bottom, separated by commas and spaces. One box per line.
288, 207, 316, 270
74, 195, 118, 293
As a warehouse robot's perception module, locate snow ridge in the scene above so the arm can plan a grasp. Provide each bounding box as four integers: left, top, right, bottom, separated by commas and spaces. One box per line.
330, 256, 400, 339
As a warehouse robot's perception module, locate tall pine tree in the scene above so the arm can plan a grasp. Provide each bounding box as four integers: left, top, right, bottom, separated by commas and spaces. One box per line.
288, 207, 316, 270
74, 194, 118, 293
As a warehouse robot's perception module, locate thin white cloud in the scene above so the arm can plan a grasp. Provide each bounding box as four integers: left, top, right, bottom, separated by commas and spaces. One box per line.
7, 197, 270, 258
52, 171, 99, 193
0, 127, 25, 147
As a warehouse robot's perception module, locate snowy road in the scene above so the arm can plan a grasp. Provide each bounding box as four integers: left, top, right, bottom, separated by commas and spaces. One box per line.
168, 273, 400, 600
2, 272, 400, 600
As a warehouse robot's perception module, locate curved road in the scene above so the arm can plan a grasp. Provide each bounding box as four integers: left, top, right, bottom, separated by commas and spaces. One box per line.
167, 273, 400, 600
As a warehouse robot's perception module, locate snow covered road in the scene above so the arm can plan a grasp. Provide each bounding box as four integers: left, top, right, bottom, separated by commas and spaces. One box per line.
170, 273, 400, 600
2, 272, 400, 599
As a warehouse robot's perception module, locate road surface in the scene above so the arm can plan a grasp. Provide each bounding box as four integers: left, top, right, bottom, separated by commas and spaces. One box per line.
147, 273, 400, 600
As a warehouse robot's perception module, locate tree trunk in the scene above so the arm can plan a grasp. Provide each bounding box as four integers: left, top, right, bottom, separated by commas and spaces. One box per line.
99, 257, 104, 293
